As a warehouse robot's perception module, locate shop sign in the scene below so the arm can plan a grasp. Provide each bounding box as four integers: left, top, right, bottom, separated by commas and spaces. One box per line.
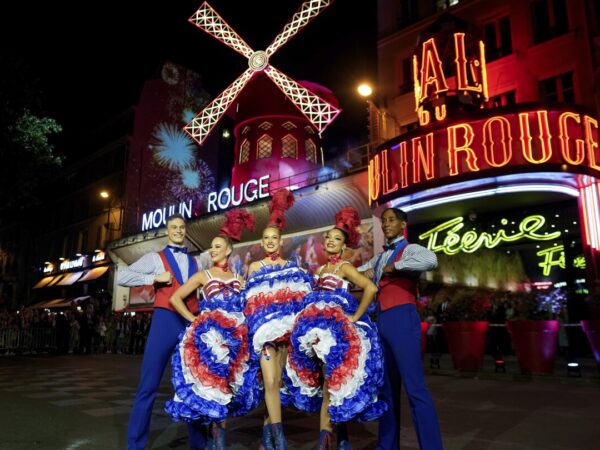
141, 200, 193, 232
369, 108, 599, 202
418, 215, 561, 255
207, 174, 270, 213
59, 256, 85, 271
140, 175, 270, 231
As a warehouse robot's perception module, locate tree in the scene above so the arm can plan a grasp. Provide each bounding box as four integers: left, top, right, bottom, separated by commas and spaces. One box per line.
0, 52, 63, 214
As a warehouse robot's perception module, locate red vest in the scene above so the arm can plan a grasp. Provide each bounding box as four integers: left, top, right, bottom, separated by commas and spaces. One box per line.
378, 247, 419, 311
154, 251, 199, 314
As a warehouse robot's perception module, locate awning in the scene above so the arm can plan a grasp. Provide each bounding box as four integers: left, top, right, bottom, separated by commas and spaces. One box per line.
78, 266, 109, 282
33, 276, 57, 289
30, 298, 66, 309
29, 295, 91, 309
57, 271, 85, 286
47, 275, 66, 287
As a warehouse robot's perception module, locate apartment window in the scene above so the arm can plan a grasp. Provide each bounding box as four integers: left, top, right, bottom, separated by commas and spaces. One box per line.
398, 57, 412, 94
539, 72, 574, 103
489, 90, 516, 108
305, 139, 317, 163
239, 139, 250, 163
398, 0, 420, 27
79, 230, 88, 254
96, 225, 104, 250
281, 135, 298, 159
257, 135, 273, 159
484, 17, 512, 61
531, 0, 568, 44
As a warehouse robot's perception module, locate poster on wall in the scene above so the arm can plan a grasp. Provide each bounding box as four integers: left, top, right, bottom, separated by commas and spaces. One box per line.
129, 285, 155, 307
198, 220, 375, 278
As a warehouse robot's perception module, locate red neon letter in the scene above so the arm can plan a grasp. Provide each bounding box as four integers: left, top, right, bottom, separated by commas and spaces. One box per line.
381, 149, 398, 195
419, 38, 449, 102
584, 115, 600, 171
368, 154, 381, 204
398, 141, 409, 189
411, 133, 436, 183
558, 112, 585, 165
454, 33, 482, 93
482, 116, 513, 167
519, 111, 552, 164
447, 123, 479, 176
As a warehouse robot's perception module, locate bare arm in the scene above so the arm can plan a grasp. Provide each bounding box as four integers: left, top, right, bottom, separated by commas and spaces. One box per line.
340, 263, 378, 322
170, 272, 207, 322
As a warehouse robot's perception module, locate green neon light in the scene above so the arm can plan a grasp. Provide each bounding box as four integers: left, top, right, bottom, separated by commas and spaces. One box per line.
537, 245, 566, 276
573, 255, 586, 269
419, 215, 562, 255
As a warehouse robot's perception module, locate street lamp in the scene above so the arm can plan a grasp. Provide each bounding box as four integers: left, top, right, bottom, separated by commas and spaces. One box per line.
99, 190, 111, 245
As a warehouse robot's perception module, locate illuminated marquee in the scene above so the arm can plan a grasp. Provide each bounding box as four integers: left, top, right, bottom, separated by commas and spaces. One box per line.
369, 108, 600, 203
413, 32, 488, 126
418, 215, 561, 255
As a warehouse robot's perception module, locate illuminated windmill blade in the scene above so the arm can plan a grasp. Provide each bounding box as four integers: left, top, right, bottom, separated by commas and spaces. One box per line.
189, 2, 254, 59
184, 68, 255, 145
265, 0, 333, 57
264, 65, 341, 133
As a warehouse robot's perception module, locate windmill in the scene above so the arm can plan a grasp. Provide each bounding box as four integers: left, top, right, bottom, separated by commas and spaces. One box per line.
184, 1, 341, 146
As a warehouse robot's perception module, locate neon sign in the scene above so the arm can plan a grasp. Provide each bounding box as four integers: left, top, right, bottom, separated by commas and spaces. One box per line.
369, 108, 600, 203
537, 245, 566, 276
60, 257, 85, 271
418, 215, 561, 255
141, 200, 193, 232
413, 32, 488, 126
207, 174, 270, 213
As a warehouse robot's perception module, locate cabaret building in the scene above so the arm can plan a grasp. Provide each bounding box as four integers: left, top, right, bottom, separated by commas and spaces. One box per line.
102, 0, 600, 341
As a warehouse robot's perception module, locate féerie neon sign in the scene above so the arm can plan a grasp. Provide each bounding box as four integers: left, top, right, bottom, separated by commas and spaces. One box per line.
419, 215, 561, 255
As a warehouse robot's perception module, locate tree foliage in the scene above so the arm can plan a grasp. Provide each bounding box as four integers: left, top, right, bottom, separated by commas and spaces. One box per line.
0, 52, 63, 213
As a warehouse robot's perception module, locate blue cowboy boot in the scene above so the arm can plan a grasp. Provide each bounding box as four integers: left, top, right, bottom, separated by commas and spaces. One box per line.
207, 423, 226, 450
271, 422, 287, 450
259, 422, 275, 450
316, 429, 333, 450
337, 423, 352, 449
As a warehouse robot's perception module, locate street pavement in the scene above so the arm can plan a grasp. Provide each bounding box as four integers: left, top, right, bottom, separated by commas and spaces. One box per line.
0, 353, 599, 450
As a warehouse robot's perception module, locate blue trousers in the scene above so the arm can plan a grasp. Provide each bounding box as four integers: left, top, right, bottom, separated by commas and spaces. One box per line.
377, 304, 443, 450
127, 308, 206, 450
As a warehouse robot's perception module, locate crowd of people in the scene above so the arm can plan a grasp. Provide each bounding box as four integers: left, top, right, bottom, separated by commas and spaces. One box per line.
0, 303, 152, 356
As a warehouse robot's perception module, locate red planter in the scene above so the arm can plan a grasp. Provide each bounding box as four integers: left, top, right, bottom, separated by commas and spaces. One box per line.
442, 321, 489, 371
420, 322, 430, 354
581, 320, 600, 366
506, 320, 559, 374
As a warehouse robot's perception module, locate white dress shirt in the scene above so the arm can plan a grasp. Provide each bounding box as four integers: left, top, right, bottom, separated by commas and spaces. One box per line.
117, 247, 198, 287
358, 236, 438, 283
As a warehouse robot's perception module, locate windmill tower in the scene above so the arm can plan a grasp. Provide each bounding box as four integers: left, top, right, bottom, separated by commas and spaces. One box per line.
185, 1, 341, 188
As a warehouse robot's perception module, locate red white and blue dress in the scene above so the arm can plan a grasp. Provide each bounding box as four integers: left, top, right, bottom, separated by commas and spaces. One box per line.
243, 260, 313, 405
165, 271, 261, 424
285, 263, 386, 423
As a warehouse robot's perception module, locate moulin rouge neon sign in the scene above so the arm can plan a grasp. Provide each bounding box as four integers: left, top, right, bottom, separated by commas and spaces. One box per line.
368, 31, 600, 204
368, 109, 600, 202
418, 215, 561, 255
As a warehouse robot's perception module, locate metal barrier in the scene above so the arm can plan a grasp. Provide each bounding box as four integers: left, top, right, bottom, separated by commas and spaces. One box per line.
0, 327, 57, 354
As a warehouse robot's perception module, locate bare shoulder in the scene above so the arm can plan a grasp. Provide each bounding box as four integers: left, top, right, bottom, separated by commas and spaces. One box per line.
247, 261, 261, 277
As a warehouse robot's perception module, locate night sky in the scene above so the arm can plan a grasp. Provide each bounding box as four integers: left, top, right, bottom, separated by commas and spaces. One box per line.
2, 1, 377, 159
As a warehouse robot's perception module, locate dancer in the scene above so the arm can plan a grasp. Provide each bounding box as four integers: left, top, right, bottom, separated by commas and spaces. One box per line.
244, 189, 313, 450
165, 209, 259, 448
287, 206, 385, 450
359, 208, 443, 450
117, 214, 206, 450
